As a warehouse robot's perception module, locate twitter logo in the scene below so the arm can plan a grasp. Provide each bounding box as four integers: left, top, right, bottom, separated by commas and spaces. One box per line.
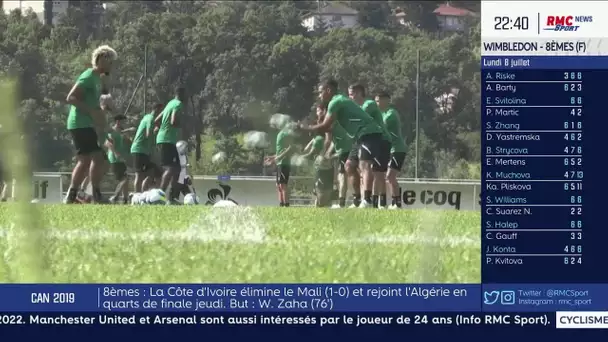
484, 291, 500, 305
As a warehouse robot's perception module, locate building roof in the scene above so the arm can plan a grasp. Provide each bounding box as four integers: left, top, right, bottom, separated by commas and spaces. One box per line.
393, 3, 475, 19
302, 2, 358, 18
433, 4, 475, 17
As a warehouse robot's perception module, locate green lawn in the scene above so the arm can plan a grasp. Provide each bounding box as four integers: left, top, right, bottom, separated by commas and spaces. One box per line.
0, 205, 480, 283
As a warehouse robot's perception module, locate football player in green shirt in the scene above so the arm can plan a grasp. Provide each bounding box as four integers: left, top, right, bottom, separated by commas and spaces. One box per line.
376, 91, 407, 209
65, 45, 117, 204
76, 90, 114, 204
322, 105, 356, 208
155, 86, 186, 198
349, 83, 391, 209
300, 79, 391, 208
131, 103, 164, 192
264, 128, 295, 207
302, 107, 334, 207
105, 115, 130, 204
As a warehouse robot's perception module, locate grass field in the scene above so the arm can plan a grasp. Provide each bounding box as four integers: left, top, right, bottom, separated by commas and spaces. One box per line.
0, 205, 480, 283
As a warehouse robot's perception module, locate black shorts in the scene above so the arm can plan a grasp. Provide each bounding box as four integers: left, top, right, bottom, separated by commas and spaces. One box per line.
111, 162, 127, 181
170, 183, 191, 199
388, 152, 406, 171
176, 183, 191, 196
133, 153, 153, 172
358, 133, 391, 172
133, 153, 162, 178
69, 127, 102, 155
348, 143, 360, 163
158, 143, 180, 167
337, 152, 349, 174
276, 164, 291, 185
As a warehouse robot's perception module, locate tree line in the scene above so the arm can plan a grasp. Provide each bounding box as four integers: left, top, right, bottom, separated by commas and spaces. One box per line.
0, 1, 481, 179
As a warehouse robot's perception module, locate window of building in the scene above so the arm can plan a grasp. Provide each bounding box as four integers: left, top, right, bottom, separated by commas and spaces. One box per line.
445, 16, 460, 27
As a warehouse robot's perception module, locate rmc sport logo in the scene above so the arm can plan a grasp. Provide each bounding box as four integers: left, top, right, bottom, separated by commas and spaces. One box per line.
544, 15, 593, 32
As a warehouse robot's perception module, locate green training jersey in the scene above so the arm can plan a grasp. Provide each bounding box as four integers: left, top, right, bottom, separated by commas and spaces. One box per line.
362, 100, 384, 126
331, 123, 353, 155
311, 135, 324, 153
130, 113, 154, 155
67, 68, 102, 130
362, 99, 391, 141
275, 129, 293, 166
326, 94, 383, 141
156, 99, 183, 144
382, 107, 406, 153
107, 131, 128, 163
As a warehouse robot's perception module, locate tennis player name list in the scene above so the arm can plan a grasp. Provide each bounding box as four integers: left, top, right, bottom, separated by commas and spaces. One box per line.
482, 47, 585, 272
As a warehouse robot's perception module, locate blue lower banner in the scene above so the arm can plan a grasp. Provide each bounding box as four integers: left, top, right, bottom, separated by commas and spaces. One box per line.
1, 284, 608, 312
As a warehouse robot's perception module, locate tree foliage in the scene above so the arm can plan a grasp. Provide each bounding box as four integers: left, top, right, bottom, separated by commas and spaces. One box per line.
0, 2, 480, 179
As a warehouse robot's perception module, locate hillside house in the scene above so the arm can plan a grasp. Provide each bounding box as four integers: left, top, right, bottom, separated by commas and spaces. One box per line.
301, 2, 359, 32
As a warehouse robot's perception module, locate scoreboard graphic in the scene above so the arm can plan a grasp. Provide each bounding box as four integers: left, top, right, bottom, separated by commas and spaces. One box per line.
481, 1, 608, 327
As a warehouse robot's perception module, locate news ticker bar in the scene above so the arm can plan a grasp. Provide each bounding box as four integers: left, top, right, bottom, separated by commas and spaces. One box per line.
0, 284, 607, 312
0, 312, 604, 329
